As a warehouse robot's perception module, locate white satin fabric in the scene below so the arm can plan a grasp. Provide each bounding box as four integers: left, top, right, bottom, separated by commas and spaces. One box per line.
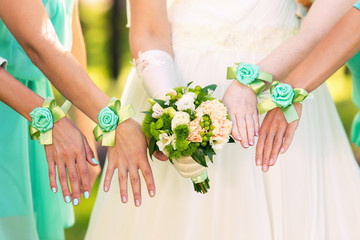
86, 0, 360, 239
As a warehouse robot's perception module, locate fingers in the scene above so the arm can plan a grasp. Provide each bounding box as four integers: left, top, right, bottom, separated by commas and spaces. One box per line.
261, 129, 276, 172
280, 122, 297, 154
45, 147, 57, 193
129, 169, 142, 207
255, 130, 266, 167
76, 153, 91, 199
253, 112, 260, 136
103, 163, 115, 193
57, 163, 72, 204
118, 168, 128, 203
82, 136, 98, 166
269, 128, 286, 167
66, 161, 81, 206
236, 114, 249, 148
245, 114, 255, 146
139, 162, 155, 198
230, 113, 241, 141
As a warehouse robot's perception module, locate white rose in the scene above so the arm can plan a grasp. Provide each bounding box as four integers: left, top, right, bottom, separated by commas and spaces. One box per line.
156, 133, 174, 155
152, 103, 164, 118
175, 92, 197, 112
171, 111, 190, 131
209, 136, 228, 152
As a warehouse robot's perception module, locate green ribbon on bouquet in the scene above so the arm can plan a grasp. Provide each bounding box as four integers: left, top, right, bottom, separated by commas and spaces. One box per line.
93, 97, 136, 147
29, 97, 69, 145
227, 62, 273, 95
257, 81, 308, 123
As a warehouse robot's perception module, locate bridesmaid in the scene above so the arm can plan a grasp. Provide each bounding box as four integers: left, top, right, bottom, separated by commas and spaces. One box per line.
0, 0, 154, 239
256, 1, 360, 167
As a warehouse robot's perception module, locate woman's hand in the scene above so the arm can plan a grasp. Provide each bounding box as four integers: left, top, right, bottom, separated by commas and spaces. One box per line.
223, 80, 259, 148
103, 118, 155, 207
44, 117, 98, 205
255, 103, 302, 171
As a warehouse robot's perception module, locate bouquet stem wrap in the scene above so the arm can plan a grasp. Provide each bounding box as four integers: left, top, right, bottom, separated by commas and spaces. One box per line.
257, 81, 308, 123
227, 63, 273, 95
93, 97, 136, 146
29, 97, 67, 145
173, 156, 210, 194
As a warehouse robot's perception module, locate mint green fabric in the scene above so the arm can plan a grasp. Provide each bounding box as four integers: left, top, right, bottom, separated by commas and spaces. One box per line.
347, 52, 360, 146
0, 0, 75, 239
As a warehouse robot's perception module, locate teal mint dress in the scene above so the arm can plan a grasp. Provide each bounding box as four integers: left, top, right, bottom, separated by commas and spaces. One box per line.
0, 0, 75, 239
347, 1, 360, 145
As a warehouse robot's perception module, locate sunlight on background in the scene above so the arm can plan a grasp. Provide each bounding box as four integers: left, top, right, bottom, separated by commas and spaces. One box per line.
63, 2, 360, 239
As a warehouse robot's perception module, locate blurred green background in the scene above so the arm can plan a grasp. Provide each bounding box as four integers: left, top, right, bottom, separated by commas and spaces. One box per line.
63, 1, 360, 239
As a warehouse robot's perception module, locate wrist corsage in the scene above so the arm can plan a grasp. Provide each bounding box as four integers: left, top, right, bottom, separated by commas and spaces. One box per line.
257, 81, 308, 123
227, 62, 273, 95
29, 97, 69, 145
93, 97, 136, 146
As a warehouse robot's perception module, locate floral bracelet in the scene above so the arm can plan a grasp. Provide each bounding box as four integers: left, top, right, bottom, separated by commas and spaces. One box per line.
93, 97, 136, 146
257, 81, 308, 123
227, 62, 273, 95
29, 97, 71, 145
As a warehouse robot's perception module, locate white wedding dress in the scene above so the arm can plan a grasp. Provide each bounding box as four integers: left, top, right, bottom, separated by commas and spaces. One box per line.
86, 0, 360, 239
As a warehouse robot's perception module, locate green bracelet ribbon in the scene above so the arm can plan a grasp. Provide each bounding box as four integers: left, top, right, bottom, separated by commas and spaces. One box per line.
257, 81, 308, 123
29, 97, 68, 145
227, 62, 273, 95
93, 97, 136, 146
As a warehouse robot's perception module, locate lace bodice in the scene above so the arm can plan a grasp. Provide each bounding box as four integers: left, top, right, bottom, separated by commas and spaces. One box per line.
168, 0, 299, 53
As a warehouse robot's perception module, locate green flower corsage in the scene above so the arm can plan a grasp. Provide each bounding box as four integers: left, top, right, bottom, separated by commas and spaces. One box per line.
227, 63, 273, 95
93, 97, 136, 146
29, 97, 68, 145
257, 81, 309, 123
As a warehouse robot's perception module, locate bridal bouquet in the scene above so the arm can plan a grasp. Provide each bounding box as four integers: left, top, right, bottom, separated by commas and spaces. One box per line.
142, 83, 233, 194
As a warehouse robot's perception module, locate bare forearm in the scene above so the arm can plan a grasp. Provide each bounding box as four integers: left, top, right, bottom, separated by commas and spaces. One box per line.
0, 68, 43, 121
285, 8, 360, 91
258, 0, 355, 81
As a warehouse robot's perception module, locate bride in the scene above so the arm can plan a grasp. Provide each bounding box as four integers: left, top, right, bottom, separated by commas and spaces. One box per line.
86, 0, 360, 239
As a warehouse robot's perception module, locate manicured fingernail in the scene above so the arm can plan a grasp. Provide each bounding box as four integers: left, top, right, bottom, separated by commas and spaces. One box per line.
269, 159, 274, 165
135, 200, 140, 207
249, 140, 254, 146
280, 147, 285, 153
73, 198, 79, 206
122, 196, 127, 203
92, 158, 99, 165
52, 187, 57, 193
150, 190, 155, 197
262, 165, 268, 172
256, 159, 261, 166
255, 131, 259, 136
243, 143, 249, 148
104, 186, 109, 192
84, 191, 90, 199
65, 196, 71, 203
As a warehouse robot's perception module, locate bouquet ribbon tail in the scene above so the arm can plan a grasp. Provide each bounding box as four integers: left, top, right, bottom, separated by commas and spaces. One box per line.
191, 171, 210, 194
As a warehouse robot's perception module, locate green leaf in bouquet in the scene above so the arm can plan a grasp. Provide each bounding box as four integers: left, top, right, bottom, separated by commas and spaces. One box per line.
154, 99, 167, 108
169, 158, 174, 164
186, 81, 194, 88
204, 145, 216, 163
141, 111, 153, 117
148, 137, 156, 161
228, 136, 235, 143
202, 84, 217, 95
191, 148, 208, 167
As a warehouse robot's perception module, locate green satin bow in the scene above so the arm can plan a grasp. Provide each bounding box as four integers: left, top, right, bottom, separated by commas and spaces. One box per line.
93, 97, 136, 147
257, 81, 308, 123
227, 63, 273, 95
29, 97, 69, 145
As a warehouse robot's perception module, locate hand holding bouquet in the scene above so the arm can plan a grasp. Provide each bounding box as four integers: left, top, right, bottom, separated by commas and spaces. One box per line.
142, 83, 233, 193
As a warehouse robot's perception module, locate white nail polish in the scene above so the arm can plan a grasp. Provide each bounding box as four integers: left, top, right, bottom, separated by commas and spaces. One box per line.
104, 186, 109, 192
269, 159, 274, 165
122, 196, 127, 203
256, 159, 261, 166
150, 190, 155, 197
135, 200, 140, 207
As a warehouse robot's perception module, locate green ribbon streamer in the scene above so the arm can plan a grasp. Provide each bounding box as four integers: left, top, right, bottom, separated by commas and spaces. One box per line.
93, 97, 136, 147
29, 97, 67, 145
257, 82, 309, 123
227, 63, 273, 95
191, 170, 208, 184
